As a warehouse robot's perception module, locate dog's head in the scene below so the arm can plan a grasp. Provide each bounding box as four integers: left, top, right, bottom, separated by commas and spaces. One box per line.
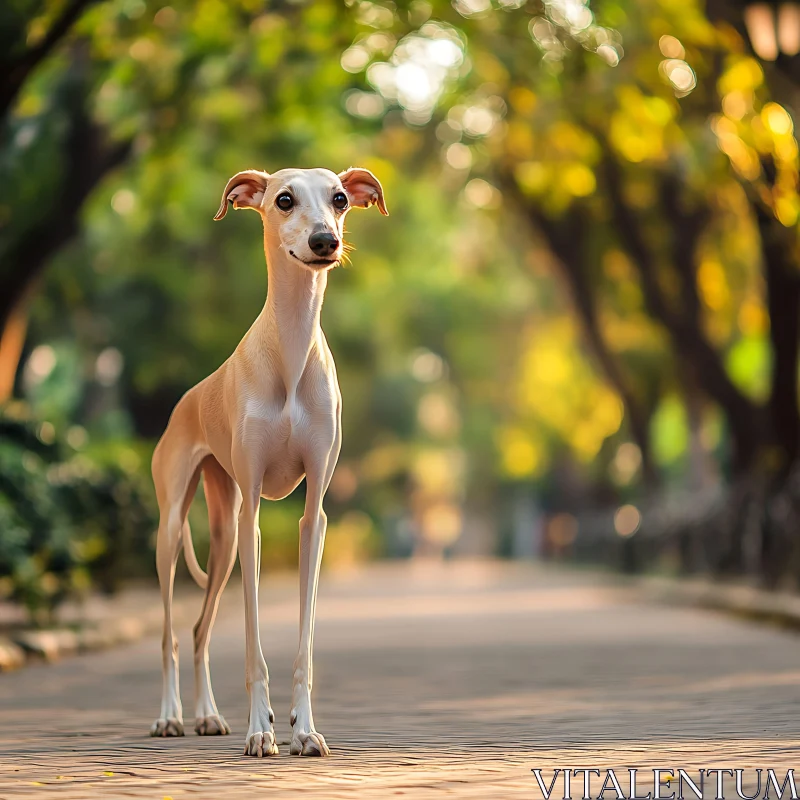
214, 167, 388, 270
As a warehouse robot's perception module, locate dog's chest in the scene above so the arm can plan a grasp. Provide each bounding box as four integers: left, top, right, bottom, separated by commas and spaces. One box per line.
244, 391, 335, 501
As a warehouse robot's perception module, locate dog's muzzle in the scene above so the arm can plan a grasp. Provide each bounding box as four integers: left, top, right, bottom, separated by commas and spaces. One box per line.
308, 231, 339, 258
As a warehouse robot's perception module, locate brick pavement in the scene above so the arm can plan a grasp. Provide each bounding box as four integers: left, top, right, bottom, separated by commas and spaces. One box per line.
1, 562, 799, 799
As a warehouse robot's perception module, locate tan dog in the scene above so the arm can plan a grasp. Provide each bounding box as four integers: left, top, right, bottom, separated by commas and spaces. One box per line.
149, 166, 387, 757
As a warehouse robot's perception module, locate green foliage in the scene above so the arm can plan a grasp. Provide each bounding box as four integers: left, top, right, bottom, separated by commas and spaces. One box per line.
0, 410, 155, 624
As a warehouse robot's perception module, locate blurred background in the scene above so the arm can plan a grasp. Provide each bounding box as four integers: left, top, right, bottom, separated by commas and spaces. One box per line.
1, 0, 798, 625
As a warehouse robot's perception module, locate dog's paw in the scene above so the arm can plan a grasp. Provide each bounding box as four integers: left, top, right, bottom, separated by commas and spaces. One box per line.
195, 714, 231, 736
244, 730, 279, 757
150, 717, 184, 737
290, 729, 330, 757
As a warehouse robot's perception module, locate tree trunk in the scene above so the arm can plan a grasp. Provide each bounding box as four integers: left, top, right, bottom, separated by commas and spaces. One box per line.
0, 63, 131, 388
757, 207, 800, 475
0, 0, 97, 120
599, 149, 764, 473
0, 292, 31, 402
500, 177, 660, 486
532, 211, 660, 486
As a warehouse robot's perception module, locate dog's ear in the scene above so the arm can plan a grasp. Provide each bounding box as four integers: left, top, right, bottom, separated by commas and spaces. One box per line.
338, 168, 388, 216
214, 170, 270, 220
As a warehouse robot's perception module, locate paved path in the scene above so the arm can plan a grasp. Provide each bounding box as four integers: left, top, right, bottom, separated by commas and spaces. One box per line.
1, 562, 799, 799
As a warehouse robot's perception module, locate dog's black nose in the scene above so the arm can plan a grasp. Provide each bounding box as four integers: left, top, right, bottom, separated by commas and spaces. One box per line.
308, 231, 339, 258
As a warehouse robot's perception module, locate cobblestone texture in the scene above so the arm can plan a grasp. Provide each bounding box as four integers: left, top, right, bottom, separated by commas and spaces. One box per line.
1, 562, 798, 799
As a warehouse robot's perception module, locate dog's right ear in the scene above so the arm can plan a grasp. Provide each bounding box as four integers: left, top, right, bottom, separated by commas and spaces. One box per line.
214, 170, 270, 220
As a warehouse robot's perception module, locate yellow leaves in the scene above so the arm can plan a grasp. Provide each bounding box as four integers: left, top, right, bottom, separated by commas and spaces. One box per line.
711, 115, 761, 181
738, 297, 768, 337
601, 313, 663, 352
695, 250, 737, 345
508, 120, 597, 207
774, 194, 800, 226
696, 257, 729, 312
515, 161, 548, 195
592, 390, 624, 438
506, 120, 536, 160
514, 156, 596, 206
516, 159, 595, 200
603, 249, 634, 281
473, 51, 509, 85
763, 102, 794, 136
561, 163, 596, 197
549, 121, 598, 160
718, 56, 764, 97
497, 427, 543, 479
744, 102, 800, 226
774, 133, 799, 163
713, 73, 800, 228
621, 86, 673, 126
508, 87, 537, 116
526, 334, 571, 385
610, 88, 674, 164
507, 321, 624, 464
571, 390, 623, 462
611, 119, 661, 162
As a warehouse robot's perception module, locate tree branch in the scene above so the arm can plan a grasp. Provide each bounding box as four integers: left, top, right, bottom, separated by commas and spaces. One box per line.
597, 144, 763, 471
657, 170, 710, 327
500, 175, 659, 485
0, 103, 131, 346
0, 0, 97, 120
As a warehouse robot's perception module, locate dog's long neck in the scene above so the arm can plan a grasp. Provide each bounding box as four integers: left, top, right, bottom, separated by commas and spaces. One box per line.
257, 231, 329, 398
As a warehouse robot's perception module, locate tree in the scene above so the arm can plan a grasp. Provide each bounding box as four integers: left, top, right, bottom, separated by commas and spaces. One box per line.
0, 0, 358, 400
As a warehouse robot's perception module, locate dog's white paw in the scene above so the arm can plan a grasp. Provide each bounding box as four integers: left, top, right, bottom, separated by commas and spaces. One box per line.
290, 729, 330, 757
244, 729, 279, 757
195, 714, 231, 735
150, 717, 185, 737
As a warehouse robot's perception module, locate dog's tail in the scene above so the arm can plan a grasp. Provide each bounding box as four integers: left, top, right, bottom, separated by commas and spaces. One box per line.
182, 521, 208, 590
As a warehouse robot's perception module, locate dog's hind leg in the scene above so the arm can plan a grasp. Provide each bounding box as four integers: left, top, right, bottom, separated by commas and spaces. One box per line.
150, 505, 188, 737
150, 420, 204, 737
193, 456, 240, 735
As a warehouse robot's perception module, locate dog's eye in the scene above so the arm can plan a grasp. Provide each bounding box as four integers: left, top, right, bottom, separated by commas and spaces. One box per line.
276, 193, 294, 211
332, 192, 348, 211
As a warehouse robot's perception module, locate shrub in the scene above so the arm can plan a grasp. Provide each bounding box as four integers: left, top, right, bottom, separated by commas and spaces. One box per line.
0, 414, 156, 625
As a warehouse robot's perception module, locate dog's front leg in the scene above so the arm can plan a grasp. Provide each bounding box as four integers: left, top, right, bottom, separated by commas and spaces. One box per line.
237, 484, 278, 757
290, 464, 332, 756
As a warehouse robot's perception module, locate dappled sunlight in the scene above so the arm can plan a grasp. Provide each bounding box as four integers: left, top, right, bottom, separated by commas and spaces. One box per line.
364, 21, 466, 124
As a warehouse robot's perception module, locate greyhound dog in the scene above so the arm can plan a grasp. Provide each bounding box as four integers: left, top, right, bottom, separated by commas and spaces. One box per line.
149, 166, 388, 757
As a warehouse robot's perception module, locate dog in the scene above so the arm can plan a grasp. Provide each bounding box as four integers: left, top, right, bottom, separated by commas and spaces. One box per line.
149, 166, 388, 757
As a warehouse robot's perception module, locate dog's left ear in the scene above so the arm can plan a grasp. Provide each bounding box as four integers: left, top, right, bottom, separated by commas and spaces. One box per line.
339, 168, 389, 216
214, 170, 270, 220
